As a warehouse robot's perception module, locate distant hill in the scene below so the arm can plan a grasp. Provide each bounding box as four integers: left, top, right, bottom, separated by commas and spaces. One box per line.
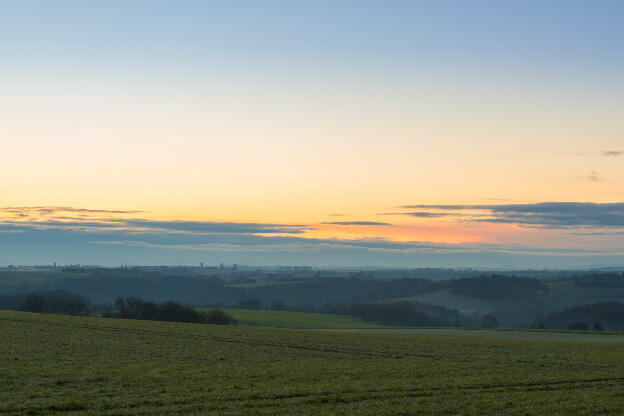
449, 274, 549, 300
533, 302, 624, 331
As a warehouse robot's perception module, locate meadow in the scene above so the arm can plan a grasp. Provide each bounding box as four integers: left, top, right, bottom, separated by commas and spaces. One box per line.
1, 310, 624, 415
214, 309, 624, 342
218, 308, 624, 345
217, 308, 382, 329
326, 327, 624, 343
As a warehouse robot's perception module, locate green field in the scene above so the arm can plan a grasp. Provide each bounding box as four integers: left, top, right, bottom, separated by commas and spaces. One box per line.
206, 309, 624, 341
218, 308, 382, 329
324, 327, 624, 342
2, 310, 624, 415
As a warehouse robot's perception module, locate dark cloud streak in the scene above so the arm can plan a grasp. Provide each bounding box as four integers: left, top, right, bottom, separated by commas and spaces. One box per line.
397, 202, 624, 228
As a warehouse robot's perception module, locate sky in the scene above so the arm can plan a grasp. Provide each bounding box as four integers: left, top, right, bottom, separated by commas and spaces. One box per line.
1, 1, 624, 268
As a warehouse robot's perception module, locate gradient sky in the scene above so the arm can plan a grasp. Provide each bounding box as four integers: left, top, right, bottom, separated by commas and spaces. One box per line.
1, 1, 624, 267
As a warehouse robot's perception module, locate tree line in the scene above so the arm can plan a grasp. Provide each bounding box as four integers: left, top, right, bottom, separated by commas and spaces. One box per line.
112, 297, 236, 325
0, 290, 89, 315
233, 296, 466, 326
532, 302, 624, 331
448, 274, 549, 300
574, 273, 624, 288
0, 290, 236, 325
0, 269, 558, 308
347, 300, 464, 326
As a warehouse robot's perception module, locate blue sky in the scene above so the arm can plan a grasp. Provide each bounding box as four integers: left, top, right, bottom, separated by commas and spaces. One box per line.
3, 1, 623, 72
2, 1, 624, 267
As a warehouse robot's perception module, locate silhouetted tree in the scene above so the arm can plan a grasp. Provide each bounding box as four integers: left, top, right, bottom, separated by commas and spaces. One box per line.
111, 296, 236, 325
481, 313, 499, 328
237, 297, 264, 309
20, 290, 88, 315
21, 293, 45, 313
568, 321, 589, 330
533, 302, 624, 331
269, 300, 286, 310
350, 300, 463, 326
203, 309, 237, 325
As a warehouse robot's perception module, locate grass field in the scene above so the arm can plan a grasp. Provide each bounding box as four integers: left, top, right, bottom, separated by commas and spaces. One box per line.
2, 310, 624, 415
217, 308, 382, 329
206, 309, 624, 342
325, 327, 624, 343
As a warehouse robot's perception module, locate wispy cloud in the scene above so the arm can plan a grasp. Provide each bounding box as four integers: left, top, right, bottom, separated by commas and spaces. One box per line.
603, 150, 623, 157
1, 206, 142, 215
0, 206, 310, 235
574, 171, 602, 182
2, 205, 624, 267
123, 220, 310, 234
321, 221, 392, 226
379, 212, 458, 218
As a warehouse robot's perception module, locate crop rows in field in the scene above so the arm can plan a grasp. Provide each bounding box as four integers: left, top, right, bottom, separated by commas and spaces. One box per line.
216, 308, 382, 329
326, 327, 624, 342
1, 310, 624, 415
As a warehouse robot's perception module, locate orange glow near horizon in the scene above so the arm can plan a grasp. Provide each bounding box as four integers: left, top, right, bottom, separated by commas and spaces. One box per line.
0, 204, 619, 249
304, 222, 484, 244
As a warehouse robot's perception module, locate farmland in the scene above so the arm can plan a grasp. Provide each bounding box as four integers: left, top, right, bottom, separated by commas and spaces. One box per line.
325, 327, 624, 343
211, 309, 624, 341
2, 310, 624, 415
218, 308, 382, 329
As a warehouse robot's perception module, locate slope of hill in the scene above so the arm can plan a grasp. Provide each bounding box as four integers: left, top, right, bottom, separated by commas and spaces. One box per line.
1, 310, 624, 415
217, 308, 381, 329
533, 301, 624, 330
326, 327, 624, 342
406, 279, 624, 327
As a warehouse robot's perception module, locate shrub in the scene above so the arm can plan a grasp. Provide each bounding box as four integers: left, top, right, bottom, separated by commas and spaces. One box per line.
203, 309, 237, 325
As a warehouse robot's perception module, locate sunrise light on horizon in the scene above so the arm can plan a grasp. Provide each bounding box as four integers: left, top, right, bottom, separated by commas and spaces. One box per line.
2, 1, 624, 267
